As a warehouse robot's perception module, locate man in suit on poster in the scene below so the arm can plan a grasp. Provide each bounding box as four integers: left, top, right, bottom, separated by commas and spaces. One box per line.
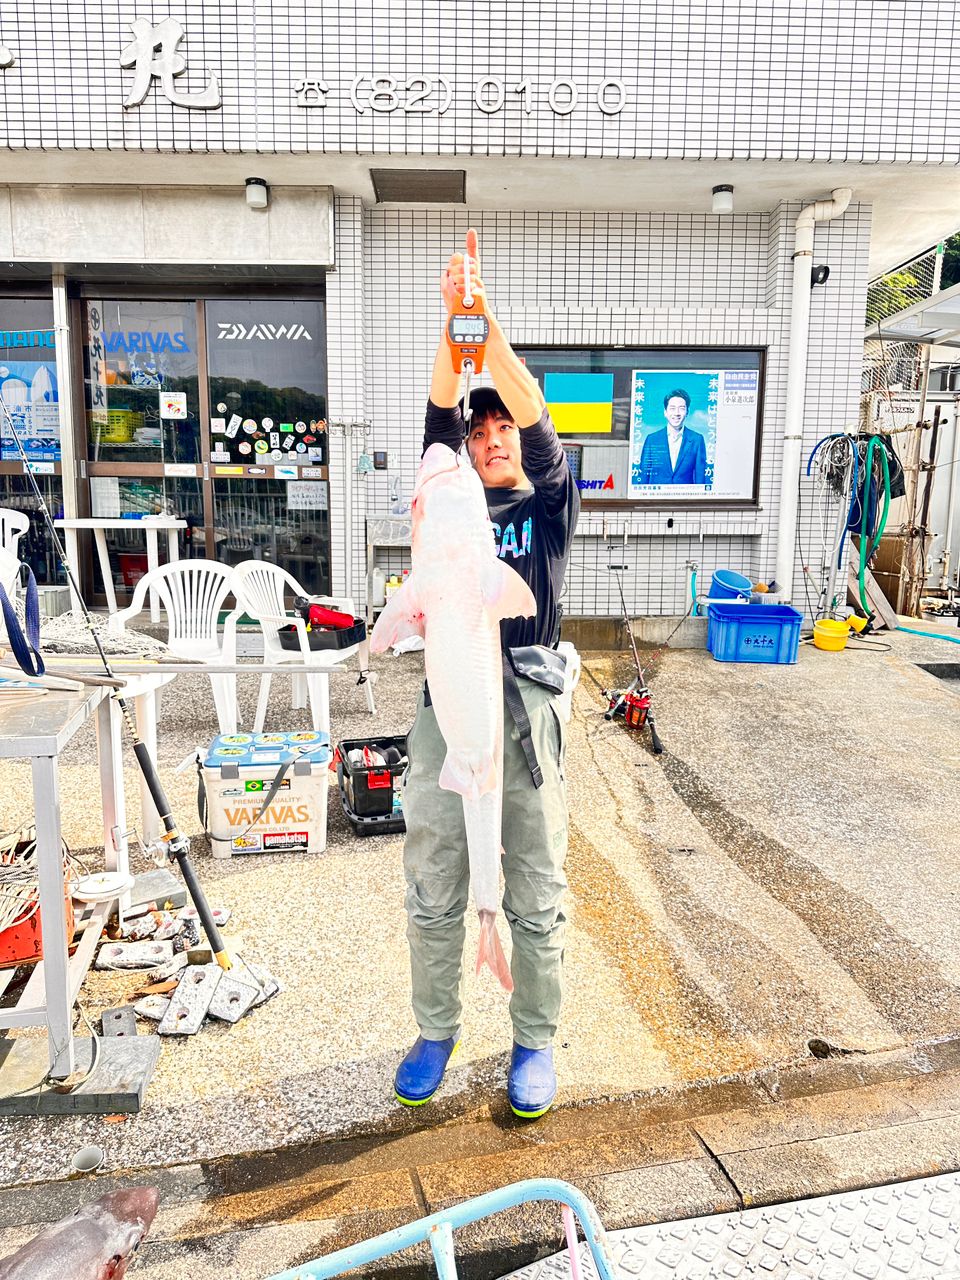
637, 387, 708, 485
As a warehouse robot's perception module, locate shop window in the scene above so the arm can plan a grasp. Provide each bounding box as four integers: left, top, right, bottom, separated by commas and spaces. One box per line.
0, 298, 63, 584
83, 300, 200, 464
516, 347, 764, 505
205, 299, 327, 468
213, 477, 329, 595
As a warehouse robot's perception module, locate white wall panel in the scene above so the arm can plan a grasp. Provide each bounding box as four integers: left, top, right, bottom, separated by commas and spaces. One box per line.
351, 201, 872, 617
0, 2, 957, 164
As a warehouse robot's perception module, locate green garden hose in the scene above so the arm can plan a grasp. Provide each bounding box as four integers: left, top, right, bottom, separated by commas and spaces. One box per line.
858, 435, 890, 616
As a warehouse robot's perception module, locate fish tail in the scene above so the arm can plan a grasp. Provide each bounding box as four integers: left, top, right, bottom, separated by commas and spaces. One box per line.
439, 749, 497, 800
476, 911, 514, 992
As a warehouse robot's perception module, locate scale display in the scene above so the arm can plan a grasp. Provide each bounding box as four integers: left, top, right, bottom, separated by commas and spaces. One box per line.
448, 314, 490, 344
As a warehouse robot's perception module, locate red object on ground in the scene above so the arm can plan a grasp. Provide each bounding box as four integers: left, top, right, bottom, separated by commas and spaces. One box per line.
307, 603, 355, 630
0, 891, 75, 968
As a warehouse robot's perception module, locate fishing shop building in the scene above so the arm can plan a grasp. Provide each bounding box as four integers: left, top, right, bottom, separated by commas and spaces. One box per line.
1, 1, 959, 618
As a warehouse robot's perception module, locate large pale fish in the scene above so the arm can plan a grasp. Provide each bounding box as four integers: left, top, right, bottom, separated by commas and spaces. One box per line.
0, 1187, 160, 1280
371, 443, 536, 990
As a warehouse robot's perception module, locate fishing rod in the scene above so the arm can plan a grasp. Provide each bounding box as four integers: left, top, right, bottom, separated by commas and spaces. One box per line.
0, 389, 233, 971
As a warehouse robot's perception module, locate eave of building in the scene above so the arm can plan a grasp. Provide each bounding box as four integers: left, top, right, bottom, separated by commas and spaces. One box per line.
1, 150, 957, 280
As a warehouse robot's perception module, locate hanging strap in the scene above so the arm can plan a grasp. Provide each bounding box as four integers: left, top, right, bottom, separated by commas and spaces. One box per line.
502, 650, 543, 789
0, 566, 45, 678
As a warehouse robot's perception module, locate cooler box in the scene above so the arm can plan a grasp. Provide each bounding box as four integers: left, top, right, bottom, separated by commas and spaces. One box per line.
201, 731, 331, 858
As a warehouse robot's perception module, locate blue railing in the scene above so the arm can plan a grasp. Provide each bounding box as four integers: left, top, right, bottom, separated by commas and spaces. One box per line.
265, 1177, 617, 1280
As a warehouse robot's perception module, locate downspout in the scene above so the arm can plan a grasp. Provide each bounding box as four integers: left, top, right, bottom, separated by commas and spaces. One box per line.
774, 188, 853, 603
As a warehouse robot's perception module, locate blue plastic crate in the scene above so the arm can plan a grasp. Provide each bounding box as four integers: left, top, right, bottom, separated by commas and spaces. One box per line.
707, 602, 803, 664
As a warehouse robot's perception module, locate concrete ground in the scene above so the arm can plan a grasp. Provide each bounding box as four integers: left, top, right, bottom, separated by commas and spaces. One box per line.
0, 617, 959, 1270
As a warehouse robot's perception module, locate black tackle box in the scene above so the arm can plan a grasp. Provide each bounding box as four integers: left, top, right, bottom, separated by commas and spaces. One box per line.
336, 735, 407, 836
277, 618, 367, 651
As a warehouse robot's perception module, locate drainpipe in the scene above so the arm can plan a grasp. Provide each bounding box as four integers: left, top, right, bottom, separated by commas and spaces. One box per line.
774, 188, 853, 603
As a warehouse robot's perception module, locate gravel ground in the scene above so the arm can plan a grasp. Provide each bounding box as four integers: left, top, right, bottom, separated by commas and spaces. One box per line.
0, 618, 958, 1187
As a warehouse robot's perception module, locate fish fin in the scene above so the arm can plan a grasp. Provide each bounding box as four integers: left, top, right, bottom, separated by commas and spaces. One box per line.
369, 578, 424, 654
476, 911, 513, 992
438, 749, 497, 799
481, 559, 537, 621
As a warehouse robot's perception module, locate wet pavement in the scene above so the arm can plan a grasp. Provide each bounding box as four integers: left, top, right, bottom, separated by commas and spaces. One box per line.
0, 619, 958, 1200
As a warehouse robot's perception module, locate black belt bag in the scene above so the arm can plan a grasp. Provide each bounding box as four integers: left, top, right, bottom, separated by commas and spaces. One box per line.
424, 646, 566, 791
506, 644, 566, 695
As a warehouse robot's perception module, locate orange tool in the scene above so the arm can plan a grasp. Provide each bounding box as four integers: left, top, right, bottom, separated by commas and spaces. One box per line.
445, 245, 490, 421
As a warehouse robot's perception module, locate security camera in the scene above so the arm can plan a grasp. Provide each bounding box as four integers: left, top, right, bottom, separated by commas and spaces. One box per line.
811, 264, 830, 286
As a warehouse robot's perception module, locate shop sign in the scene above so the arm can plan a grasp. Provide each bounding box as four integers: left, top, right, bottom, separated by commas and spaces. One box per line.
87, 302, 109, 429
332, 74, 627, 117
120, 17, 220, 110
104, 330, 190, 354
0, 330, 55, 348
578, 474, 616, 492
214, 323, 312, 342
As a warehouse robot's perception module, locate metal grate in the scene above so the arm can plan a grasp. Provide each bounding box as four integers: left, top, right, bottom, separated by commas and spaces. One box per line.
370, 169, 466, 204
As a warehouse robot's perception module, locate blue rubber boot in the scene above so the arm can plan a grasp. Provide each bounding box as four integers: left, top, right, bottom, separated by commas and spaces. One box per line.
394, 1036, 458, 1106
508, 1043, 556, 1119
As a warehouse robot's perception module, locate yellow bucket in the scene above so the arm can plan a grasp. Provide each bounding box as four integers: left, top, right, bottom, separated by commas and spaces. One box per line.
812, 619, 850, 651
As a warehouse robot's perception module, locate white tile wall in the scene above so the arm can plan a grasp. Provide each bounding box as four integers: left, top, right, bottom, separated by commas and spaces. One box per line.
329, 200, 872, 617
0, 2, 958, 163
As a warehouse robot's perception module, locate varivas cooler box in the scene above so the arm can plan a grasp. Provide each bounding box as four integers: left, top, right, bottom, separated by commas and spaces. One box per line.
201, 731, 331, 858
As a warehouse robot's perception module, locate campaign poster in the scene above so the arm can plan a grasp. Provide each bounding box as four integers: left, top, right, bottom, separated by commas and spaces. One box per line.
628, 369, 758, 501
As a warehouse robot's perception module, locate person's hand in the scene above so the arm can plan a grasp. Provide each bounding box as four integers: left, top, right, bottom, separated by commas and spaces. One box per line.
440, 228, 486, 313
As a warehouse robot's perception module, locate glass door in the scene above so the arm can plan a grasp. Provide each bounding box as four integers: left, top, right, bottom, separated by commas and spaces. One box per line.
205, 299, 330, 594
81, 298, 205, 603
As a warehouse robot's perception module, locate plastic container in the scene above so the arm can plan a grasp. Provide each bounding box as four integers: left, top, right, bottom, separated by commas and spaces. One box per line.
813, 619, 850, 651
707, 602, 803, 664
200, 731, 331, 857
119, 553, 149, 588
0, 883, 74, 968
336, 735, 407, 820
710, 569, 754, 601
276, 618, 366, 651
369, 567, 386, 608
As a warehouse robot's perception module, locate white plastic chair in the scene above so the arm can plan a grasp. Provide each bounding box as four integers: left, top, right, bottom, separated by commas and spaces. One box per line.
107, 559, 240, 734
228, 560, 376, 736
0, 507, 29, 557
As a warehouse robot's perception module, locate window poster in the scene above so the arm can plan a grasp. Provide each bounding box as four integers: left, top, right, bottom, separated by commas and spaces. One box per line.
0, 357, 61, 462
629, 369, 758, 501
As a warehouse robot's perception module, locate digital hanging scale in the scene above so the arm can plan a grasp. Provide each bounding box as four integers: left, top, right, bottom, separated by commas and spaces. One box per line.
445, 246, 489, 421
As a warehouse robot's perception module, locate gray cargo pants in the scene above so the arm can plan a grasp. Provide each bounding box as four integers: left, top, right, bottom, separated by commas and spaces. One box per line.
402, 678, 568, 1050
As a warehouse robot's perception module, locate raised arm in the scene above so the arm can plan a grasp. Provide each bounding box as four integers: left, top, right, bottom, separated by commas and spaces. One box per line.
443, 229, 546, 429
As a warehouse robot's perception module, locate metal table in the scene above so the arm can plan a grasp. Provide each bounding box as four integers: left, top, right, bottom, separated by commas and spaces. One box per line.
54, 516, 187, 621
0, 685, 129, 1080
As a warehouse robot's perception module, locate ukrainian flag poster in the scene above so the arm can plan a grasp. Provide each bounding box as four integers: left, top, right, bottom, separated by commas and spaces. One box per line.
544, 372, 614, 434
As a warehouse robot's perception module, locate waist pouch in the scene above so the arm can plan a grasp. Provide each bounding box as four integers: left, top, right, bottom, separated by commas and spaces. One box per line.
422, 645, 565, 790
507, 645, 566, 694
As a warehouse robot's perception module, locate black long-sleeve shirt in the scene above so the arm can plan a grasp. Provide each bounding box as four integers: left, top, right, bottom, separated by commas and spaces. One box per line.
423, 400, 580, 649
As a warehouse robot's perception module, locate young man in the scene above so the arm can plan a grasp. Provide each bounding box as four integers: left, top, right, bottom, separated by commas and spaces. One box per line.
638, 387, 708, 485
395, 231, 580, 1119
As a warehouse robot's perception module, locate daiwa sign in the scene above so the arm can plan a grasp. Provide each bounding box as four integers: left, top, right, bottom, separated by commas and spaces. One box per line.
216, 322, 313, 341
